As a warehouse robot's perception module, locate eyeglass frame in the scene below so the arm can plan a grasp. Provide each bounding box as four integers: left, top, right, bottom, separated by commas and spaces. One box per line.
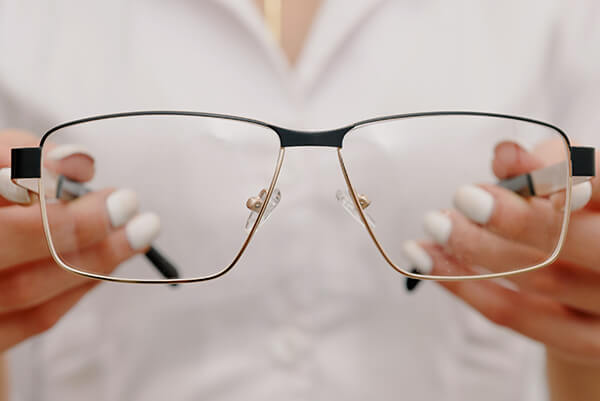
10, 110, 596, 284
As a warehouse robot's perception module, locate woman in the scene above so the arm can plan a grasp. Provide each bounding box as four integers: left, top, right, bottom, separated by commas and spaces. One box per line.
0, 1, 599, 400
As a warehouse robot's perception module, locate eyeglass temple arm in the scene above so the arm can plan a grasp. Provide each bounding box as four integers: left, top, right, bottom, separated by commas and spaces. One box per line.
497, 146, 595, 196
10, 147, 180, 283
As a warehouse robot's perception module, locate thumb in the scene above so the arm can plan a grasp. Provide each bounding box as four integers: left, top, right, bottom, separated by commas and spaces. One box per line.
0, 144, 95, 206
43, 144, 95, 183
492, 140, 545, 179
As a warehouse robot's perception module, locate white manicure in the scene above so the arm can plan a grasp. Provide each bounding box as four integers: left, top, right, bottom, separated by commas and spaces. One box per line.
401, 240, 433, 274
125, 213, 161, 250
453, 185, 494, 224
424, 211, 452, 245
571, 181, 592, 212
47, 144, 93, 161
106, 189, 139, 228
0, 168, 31, 204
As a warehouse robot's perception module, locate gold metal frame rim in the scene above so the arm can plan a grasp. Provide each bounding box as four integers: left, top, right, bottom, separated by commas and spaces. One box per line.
336, 131, 573, 282
37, 115, 574, 284
40, 148, 286, 284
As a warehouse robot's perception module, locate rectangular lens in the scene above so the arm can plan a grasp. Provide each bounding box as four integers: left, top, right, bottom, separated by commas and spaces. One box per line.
41, 114, 281, 281
341, 114, 570, 278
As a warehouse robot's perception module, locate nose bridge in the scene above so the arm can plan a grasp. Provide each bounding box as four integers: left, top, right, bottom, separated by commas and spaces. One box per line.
273, 126, 351, 148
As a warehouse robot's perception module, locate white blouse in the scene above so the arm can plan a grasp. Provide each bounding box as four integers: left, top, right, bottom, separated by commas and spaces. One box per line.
1, 1, 599, 400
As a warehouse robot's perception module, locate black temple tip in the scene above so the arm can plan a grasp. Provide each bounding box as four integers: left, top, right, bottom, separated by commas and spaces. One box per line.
406, 267, 423, 292
145, 247, 180, 287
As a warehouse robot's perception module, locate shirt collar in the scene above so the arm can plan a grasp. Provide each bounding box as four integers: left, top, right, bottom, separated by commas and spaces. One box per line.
214, 0, 388, 98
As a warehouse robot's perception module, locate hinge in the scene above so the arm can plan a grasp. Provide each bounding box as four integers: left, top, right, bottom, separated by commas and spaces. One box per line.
11, 147, 42, 179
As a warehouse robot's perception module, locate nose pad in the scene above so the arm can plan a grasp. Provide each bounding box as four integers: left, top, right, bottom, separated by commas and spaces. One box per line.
336, 189, 375, 227
245, 188, 282, 232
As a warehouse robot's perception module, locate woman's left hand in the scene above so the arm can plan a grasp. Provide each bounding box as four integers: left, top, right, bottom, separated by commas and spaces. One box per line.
403, 142, 600, 398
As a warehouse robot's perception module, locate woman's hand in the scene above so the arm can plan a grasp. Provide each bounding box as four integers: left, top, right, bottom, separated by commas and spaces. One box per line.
402, 142, 600, 400
0, 130, 159, 353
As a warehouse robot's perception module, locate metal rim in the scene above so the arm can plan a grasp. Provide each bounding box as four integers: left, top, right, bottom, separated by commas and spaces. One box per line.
35, 110, 576, 283
337, 114, 573, 281
39, 146, 286, 284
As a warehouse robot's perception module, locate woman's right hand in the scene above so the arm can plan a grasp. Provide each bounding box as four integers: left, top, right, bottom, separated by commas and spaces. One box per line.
0, 130, 160, 352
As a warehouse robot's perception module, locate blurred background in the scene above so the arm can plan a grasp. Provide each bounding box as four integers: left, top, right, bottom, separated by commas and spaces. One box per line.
1, 1, 599, 400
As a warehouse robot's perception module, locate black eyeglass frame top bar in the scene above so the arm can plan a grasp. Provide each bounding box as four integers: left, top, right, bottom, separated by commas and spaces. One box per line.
11, 110, 596, 180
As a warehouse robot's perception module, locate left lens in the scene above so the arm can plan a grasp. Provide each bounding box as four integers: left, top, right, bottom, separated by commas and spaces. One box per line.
41, 114, 281, 282
340, 113, 571, 278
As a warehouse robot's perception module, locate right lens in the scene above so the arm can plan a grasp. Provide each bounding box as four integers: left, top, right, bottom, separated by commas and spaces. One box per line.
41, 114, 281, 281
341, 114, 571, 278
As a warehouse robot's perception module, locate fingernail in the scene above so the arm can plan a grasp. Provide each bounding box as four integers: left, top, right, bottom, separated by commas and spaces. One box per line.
106, 189, 139, 228
570, 181, 592, 211
401, 240, 433, 274
453, 185, 494, 224
126, 213, 161, 250
0, 168, 31, 204
47, 144, 93, 161
423, 210, 452, 245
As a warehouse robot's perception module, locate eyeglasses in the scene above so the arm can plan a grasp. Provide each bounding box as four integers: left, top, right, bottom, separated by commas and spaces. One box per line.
10, 111, 596, 285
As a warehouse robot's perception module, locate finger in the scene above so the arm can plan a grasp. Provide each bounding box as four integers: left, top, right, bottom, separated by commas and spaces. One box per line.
413, 216, 600, 315
0, 168, 31, 206
452, 182, 600, 269
559, 211, 600, 268
0, 216, 158, 314
453, 183, 562, 252
402, 243, 600, 361
43, 144, 95, 182
492, 141, 545, 179
493, 141, 595, 212
422, 209, 547, 272
0, 144, 94, 206
0, 281, 98, 352
437, 272, 600, 363
0, 188, 140, 269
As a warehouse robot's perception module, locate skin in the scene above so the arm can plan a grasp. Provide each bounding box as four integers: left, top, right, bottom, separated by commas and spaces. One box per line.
254, 0, 322, 66
0, 2, 596, 400
0, 131, 149, 398
418, 142, 600, 400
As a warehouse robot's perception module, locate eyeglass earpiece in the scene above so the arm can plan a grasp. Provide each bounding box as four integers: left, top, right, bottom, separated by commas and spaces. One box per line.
406, 268, 422, 292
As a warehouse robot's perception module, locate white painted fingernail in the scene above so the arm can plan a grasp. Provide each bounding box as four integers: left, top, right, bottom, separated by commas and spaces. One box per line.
424, 211, 452, 245
106, 189, 139, 228
0, 168, 31, 204
571, 181, 592, 211
402, 240, 433, 274
453, 185, 494, 224
47, 144, 93, 161
126, 213, 160, 250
